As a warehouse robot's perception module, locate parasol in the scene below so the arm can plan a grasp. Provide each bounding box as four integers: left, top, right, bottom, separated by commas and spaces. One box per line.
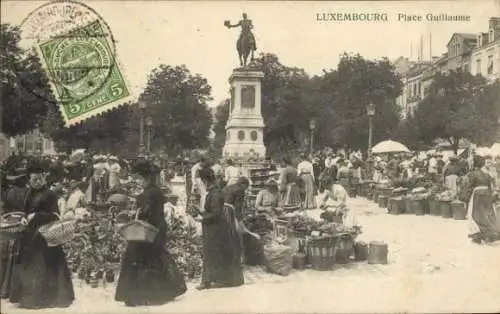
372, 140, 410, 154
490, 143, 500, 156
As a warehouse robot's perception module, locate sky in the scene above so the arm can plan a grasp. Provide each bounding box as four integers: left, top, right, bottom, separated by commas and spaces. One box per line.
2, 0, 499, 107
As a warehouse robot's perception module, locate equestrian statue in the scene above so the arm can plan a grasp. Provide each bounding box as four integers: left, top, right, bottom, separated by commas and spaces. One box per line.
225, 13, 257, 67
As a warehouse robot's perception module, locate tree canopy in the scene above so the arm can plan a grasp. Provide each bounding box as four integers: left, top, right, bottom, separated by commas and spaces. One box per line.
213, 52, 402, 158
1, 24, 54, 136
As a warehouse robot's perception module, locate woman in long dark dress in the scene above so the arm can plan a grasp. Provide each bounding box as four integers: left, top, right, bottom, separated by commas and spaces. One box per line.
460, 155, 500, 244
11, 159, 74, 309
197, 165, 244, 290
115, 160, 186, 307
0, 168, 28, 299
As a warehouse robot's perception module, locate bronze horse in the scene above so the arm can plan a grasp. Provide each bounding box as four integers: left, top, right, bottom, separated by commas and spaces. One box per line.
237, 31, 255, 67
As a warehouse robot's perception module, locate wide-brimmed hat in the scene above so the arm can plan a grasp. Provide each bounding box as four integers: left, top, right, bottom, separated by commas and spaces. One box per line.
26, 158, 49, 174
6, 168, 27, 181
132, 160, 161, 177
264, 178, 278, 187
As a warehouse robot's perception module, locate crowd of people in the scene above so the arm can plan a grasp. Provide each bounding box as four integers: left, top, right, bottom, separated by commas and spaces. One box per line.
0, 146, 499, 309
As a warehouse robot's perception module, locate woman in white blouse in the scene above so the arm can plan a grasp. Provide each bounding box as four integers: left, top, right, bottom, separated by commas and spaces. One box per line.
297, 154, 316, 209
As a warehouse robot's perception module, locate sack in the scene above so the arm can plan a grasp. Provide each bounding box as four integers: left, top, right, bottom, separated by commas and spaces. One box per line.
263, 242, 293, 276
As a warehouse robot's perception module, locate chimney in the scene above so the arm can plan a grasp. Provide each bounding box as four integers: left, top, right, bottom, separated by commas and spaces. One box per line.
490, 17, 500, 41
489, 17, 500, 30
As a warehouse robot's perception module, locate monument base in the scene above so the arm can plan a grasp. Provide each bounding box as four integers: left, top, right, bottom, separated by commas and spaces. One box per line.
223, 142, 266, 160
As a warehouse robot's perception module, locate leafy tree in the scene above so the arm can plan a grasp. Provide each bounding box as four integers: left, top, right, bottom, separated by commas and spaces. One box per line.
316, 53, 402, 150
1, 24, 54, 136
139, 65, 213, 156
412, 71, 498, 153
211, 99, 230, 156
212, 52, 402, 157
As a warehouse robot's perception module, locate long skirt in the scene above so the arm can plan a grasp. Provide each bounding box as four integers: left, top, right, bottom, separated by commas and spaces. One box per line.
115, 232, 187, 306
201, 205, 243, 287
0, 237, 20, 299
445, 175, 459, 195
280, 183, 302, 207
467, 186, 500, 242
11, 231, 74, 308
300, 174, 316, 209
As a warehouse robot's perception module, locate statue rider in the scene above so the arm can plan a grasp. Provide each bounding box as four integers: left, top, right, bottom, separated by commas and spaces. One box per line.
226, 13, 257, 65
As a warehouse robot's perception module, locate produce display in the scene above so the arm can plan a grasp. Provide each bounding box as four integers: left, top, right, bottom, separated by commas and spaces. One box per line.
165, 214, 202, 280
242, 214, 274, 235
62, 193, 203, 286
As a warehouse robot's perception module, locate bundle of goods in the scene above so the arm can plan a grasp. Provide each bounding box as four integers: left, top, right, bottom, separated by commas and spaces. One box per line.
405, 187, 430, 215
436, 190, 454, 218
165, 214, 203, 280
263, 240, 294, 276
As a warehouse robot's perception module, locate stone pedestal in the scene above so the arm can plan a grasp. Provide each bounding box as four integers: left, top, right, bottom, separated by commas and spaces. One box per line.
223, 69, 266, 159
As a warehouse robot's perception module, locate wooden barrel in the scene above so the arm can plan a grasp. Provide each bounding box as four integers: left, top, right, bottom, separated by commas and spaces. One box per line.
429, 198, 440, 216
378, 195, 389, 208
451, 202, 467, 220
354, 241, 369, 261
89, 276, 99, 288
367, 241, 388, 265
388, 197, 403, 215
335, 236, 354, 264
307, 237, 337, 271
404, 198, 414, 214
411, 199, 425, 216
439, 200, 452, 218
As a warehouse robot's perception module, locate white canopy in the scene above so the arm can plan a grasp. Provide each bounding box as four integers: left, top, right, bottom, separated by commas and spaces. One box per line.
490, 143, 500, 156
372, 140, 410, 154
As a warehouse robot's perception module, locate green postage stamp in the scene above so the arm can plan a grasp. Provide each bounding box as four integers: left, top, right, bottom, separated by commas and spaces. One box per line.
38, 19, 132, 126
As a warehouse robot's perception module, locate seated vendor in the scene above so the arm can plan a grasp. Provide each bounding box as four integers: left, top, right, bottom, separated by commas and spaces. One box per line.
255, 179, 280, 213
318, 178, 358, 228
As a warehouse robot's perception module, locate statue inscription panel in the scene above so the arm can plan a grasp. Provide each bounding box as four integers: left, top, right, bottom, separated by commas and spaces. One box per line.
241, 85, 255, 108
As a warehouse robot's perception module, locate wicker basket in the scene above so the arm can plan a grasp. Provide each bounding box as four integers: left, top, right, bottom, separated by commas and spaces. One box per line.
38, 217, 77, 247
307, 236, 338, 271
119, 208, 159, 243
0, 212, 26, 242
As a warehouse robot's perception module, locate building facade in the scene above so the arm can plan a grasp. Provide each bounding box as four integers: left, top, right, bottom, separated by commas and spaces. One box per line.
470, 17, 500, 82
396, 16, 500, 119
10, 129, 56, 156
